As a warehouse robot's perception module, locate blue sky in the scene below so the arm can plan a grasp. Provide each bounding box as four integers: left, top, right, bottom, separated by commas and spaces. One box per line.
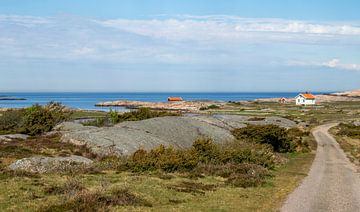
1, 0, 360, 92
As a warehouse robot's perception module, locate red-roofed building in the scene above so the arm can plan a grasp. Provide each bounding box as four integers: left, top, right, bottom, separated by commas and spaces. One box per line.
295, 92, 316, 105
168, 97, 183, 101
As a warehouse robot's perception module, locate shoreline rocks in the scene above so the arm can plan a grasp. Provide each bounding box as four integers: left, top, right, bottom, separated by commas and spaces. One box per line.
95, 100, 223, 111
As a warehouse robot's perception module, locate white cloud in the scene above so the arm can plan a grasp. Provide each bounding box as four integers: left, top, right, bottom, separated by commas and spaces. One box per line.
323, 59, 360, 71
0, 14, 359, 67
287, 59, 360, 72
98, 16, 360, 41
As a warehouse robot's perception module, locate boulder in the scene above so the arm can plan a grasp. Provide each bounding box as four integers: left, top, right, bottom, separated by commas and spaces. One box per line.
8, 155, 93, 174
0, 134, 29, 142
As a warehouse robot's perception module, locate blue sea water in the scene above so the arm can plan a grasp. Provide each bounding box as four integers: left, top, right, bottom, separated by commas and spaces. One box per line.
0, 92, 323, 111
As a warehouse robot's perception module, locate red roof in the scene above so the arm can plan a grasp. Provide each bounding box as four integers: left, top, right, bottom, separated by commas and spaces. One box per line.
301, 93, 316, 99
168, 97, 183, 101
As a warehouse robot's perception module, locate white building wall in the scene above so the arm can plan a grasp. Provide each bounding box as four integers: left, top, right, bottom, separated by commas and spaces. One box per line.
295, 96, 316, 105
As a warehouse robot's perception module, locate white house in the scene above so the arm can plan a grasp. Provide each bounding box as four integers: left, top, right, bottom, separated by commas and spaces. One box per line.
295, 93, 316, 105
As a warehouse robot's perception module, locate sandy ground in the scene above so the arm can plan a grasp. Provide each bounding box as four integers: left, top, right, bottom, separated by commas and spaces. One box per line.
281, 123, 360, 212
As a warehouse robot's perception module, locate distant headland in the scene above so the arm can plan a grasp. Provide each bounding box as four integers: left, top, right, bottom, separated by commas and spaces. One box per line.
0, 96, 27, 101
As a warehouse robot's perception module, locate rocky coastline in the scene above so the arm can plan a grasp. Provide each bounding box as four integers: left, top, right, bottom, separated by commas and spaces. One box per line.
95, 100, 224, 111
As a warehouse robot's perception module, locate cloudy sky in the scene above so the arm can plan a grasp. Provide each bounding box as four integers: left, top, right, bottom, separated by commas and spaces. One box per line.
1, 0, 360, 92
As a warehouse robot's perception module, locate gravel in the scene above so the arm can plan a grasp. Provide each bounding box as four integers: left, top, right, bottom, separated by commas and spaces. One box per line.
281, 123, 360, 212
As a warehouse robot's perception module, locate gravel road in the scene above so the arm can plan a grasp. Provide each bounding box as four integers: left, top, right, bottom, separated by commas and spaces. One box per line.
281, 123, 360, 212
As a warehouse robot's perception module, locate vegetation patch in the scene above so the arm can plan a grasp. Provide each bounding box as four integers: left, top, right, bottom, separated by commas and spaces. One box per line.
167, 181, 218, 195
337, 123, 360, 139
84, 107, 180, 127
0, 134, 96, 161
44, 178, 85, 195
0, 102, 71, 135
232, 125, 309, 153
332, 123, 360, 163
199, 104, 220, 111
42, 188, 152, 211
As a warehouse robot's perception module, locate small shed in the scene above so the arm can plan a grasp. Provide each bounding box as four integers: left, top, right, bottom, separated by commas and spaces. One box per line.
168, 97, 183, 101
295, 93, 316, 105
279, 97, 287, 104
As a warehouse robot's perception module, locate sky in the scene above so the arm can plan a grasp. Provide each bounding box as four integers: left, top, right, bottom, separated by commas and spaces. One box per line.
0, 0, 360, 92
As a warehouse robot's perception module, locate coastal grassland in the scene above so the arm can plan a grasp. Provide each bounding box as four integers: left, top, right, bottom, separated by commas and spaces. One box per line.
69, 110, 107, 120
0, 129, 315, 211
0, 153, 314, 211
212, 101, 360, 126
330, 123, 360, 165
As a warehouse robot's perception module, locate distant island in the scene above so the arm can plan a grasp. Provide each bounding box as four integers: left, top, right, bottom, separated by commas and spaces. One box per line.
0, 96, 26, 101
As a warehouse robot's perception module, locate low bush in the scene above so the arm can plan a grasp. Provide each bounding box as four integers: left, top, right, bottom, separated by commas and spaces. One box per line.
229, 164, 269, 187
22, 102, 71, 135
220, 141, 276, 169
232, 125, 299, 153
44, 178, 85, 196
0, 109, 24, 134
191, 137, 221, 164
199, 104, 220, 111
127, 145, 197, 172
337, 123, 360, 138
126, 137, 276, 177
42, 188, 152, 211
113, 107, 179, 123
84, 108, 180, 127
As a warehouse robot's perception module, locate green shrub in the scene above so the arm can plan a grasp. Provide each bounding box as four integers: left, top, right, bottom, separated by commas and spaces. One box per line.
127, 145, 197, 172
232, 125, 296, 153
191, 137, 221, 164
127, 136, 276, 173
199, 105, 220, 111
22, 102, 70, 135
208, 104, 220, 109
337, 123, 360, 138
84, 108, 180, 127
82, 117, 110, 127
220, 141, 275, 168
199, 106, 208, 111
225, 164, 269, 188
117, 107, 179, 122
0, 109, 24, 134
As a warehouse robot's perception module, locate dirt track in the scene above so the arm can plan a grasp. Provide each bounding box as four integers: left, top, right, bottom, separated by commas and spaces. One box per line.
281, 123, 360, 212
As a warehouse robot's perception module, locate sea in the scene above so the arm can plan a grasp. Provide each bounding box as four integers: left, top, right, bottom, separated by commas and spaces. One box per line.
0, 92, 324, 111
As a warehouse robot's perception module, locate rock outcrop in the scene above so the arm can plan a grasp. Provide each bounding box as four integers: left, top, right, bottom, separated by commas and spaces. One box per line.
57, 115, 296, 157
8, 155, 93, 174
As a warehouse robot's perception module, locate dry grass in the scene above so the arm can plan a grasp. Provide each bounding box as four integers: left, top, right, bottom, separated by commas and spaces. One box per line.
0, 151, 314, 211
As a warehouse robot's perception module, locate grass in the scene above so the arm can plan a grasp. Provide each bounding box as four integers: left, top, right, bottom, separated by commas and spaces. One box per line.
3, 100, 354, 211
330, 125, 360, 165
0, 134, 96, 167
210, 101, 360, 127
69, 110, 107, 120
0, 149, 314, 211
